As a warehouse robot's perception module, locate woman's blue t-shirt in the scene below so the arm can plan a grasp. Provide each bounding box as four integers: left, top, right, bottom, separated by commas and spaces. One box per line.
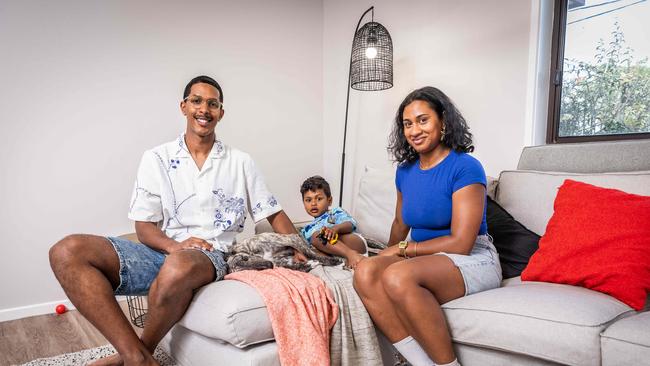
395, 150, 487, 242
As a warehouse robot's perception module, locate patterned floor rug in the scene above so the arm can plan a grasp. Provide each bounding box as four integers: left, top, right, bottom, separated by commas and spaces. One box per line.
17, 345, 177, 366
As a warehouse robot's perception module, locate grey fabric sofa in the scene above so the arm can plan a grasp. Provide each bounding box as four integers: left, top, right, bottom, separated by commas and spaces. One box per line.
160, 139, 650, 365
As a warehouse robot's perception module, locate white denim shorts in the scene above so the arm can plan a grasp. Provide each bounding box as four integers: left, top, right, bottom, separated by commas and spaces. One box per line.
435, 235, 502, 296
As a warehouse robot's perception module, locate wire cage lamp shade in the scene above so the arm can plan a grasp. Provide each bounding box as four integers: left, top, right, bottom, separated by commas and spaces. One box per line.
338, 6, 393, 207
350, 21, 393, 91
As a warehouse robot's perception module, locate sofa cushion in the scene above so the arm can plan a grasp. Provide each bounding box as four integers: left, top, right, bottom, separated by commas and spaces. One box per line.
495, 170, 650, 235
486, 197, 540, 279
178, 280, 273, 348
352, 166, 396, 244
601, 311, 650, 366
522, 180, 650, 310
161, 325, 280, 366
442, 280, 634, 365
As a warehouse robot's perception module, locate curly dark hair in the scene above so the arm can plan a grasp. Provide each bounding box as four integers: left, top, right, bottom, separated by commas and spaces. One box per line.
300, 176, 331, 198
388, 86, 474, 164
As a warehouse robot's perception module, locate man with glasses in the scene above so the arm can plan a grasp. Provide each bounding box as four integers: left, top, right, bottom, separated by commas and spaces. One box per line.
49, 75, 296, 366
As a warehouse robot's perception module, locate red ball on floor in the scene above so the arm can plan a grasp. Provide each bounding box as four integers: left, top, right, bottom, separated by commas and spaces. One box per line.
55, 304, 67, 315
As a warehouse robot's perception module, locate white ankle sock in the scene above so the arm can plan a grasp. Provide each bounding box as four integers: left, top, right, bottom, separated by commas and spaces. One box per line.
437, 358, 461, 366
392, 336, 435, 366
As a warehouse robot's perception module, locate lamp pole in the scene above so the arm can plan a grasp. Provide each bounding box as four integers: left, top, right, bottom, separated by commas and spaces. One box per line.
339, 6, 374, 207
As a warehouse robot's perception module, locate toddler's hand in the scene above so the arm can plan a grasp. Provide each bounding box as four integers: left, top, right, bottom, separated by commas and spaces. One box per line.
323, 227, 337, 240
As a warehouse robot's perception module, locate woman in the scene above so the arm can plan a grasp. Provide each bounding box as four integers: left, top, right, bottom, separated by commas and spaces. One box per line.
353, 87, 501, 366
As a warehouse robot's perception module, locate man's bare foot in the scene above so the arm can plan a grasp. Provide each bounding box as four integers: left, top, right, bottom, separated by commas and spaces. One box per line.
88, 353, 123, 366
346, 252, 366, 269
88, 350, 159, 366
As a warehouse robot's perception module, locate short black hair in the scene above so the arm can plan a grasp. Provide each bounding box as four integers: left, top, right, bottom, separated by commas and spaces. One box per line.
183, 75, 224, 102
388, 86, 474, 164
300, 176, 331, 198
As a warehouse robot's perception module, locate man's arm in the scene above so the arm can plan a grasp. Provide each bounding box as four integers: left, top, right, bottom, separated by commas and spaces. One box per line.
266, 210, 298, 234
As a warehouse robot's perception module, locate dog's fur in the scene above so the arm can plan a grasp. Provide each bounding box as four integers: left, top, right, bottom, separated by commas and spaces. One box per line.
227, 232, 342, 273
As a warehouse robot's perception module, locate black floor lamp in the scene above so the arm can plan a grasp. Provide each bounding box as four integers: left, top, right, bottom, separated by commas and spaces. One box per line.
339, 6, 393, 207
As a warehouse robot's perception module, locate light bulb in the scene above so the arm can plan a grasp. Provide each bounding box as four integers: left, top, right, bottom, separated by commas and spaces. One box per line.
365, 47, 377, 59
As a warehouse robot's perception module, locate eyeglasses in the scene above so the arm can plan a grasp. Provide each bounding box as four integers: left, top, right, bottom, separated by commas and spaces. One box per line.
183, 95, 223, 111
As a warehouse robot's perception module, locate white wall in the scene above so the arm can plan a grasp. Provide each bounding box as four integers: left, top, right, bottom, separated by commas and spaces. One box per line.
323, 0, 536, 208
0, 0, 545, 319
0, 0, 323, 316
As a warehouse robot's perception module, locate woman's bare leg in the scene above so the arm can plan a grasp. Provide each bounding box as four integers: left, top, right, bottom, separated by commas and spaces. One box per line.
353, 255, 409, 342
381, 255, 465, 363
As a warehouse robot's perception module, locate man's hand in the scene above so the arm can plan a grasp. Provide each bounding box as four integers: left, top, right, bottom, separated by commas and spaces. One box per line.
168, 237, 214, 253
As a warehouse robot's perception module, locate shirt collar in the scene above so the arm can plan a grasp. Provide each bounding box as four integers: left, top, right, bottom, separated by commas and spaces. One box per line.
175, 134, 225, 159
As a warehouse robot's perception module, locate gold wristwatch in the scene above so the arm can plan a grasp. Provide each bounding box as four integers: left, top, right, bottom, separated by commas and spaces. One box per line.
398, 240, 409, 258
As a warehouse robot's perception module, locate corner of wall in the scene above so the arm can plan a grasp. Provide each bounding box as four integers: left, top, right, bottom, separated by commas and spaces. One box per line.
524, 0, 554, 147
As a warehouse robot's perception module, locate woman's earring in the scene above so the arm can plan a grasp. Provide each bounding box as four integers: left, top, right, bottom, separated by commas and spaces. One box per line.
440, 126, 446, 142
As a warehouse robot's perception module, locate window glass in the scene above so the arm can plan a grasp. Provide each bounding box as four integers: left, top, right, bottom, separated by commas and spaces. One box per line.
558, 0, 650, 138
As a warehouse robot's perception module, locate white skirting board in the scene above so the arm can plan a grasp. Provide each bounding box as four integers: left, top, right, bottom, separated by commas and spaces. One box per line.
0, 296, 126, 322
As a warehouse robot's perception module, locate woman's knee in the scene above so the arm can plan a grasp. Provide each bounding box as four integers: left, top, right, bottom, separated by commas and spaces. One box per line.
353, 258, 383, 294
381, 262, 416, 301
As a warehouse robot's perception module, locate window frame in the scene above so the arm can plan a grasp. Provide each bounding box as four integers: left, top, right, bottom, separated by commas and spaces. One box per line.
546, 0, 650, 143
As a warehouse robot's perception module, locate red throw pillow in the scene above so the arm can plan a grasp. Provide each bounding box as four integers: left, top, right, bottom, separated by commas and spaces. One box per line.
521, 179, 650, 310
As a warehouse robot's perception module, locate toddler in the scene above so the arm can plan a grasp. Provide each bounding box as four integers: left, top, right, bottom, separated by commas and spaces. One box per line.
300, 176, 367, 269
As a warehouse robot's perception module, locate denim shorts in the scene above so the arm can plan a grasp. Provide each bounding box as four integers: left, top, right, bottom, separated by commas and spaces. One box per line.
435, 235, 502, 296
106, 236, 228, 296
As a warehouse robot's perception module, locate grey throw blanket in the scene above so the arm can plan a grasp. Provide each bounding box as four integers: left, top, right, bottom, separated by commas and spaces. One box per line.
309, 265, 383, 366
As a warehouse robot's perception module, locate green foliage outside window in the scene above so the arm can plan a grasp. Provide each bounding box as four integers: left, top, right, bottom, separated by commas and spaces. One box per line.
560, 24, 650, 137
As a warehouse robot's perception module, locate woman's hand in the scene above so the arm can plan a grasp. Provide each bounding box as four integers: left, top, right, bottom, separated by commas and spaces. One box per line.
378, 245, 401, 257
169, 237, 214, 253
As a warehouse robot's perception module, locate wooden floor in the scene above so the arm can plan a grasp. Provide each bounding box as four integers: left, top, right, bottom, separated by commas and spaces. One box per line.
0, 301, 142, 366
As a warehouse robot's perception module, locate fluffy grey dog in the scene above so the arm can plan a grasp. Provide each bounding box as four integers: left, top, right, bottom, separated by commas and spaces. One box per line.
227, 232, 342, 273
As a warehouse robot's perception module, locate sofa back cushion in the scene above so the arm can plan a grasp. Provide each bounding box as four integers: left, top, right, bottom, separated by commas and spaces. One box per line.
495, 170, 650, 235
516, 140, 650, 173
486, 197, 540, 279
352, 166, 396, 244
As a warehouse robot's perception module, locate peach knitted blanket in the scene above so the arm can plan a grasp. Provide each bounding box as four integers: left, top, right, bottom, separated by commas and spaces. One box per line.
225, 267, 338, 366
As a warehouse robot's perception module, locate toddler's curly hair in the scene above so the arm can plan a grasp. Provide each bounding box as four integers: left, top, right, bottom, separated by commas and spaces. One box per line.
300, 175, 331, 198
